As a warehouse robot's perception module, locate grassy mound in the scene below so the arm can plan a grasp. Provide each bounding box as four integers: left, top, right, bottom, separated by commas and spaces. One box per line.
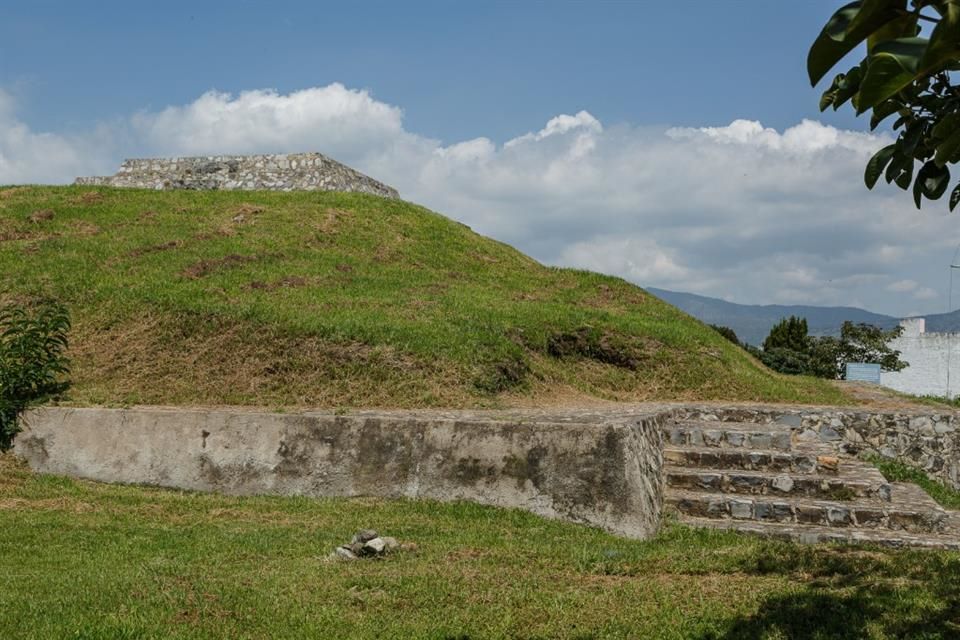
0, 185, 846, 408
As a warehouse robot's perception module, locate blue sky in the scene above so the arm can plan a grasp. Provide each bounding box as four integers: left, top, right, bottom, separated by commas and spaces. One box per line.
2, 1, 856, 142
1, 1, 957, 317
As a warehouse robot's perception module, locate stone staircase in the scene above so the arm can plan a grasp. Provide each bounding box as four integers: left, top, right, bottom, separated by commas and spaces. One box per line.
663, 418, 960, 549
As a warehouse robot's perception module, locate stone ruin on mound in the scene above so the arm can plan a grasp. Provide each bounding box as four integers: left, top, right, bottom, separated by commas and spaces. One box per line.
75, 152, 399, 198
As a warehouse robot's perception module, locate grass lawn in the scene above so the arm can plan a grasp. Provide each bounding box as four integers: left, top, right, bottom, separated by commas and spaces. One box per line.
1, 455, 958, 639
0, 186, 845, 409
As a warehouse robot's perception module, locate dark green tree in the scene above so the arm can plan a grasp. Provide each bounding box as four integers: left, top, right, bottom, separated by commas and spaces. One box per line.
810, 1, 960, 210
759, 347, 813, 376
760, 318, 907, 379
0, 300, 72, 451
834, 321, 909, 375
709, 324, 741, 346
763, 316, 810, 353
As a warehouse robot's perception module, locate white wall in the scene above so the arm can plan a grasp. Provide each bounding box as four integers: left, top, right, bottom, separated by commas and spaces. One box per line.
881, 321, 960, 399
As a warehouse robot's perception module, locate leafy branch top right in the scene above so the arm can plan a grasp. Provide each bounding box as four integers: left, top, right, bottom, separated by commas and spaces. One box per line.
811, 0, 960, 209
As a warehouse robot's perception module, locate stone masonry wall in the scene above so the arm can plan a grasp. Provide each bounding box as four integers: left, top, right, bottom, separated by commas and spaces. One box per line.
75, 153, 399, 198
14, 407, 665, 540
673, 405, 960, 490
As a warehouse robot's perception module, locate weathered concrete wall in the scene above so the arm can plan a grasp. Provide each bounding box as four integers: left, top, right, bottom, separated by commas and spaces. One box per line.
674, 405, 960, 490
14, 407, 665, 539
74, 153, 399, 198
880, 317, 960, 399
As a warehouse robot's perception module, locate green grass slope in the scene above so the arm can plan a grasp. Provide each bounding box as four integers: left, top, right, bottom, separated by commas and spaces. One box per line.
0, 185, 846, 408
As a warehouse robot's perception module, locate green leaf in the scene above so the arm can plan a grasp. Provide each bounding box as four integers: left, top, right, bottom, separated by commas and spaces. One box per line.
820, 74, 843, 111
808, 1, 910, 86
935, 126, 960, 167
869, 100, 902, 129
833, 65, 863, 109
886, 152, 913, 189
931, 111, 960, 141
900, 120, 925, 155
914, 161, 951, 207
809, 2, 862, 85
950, 183, 960, 211
895, 162, 914, 189
923, 162, 951, 199
857, 38, 928, 112
820, 90, 836, 111
865, 144, 897, 188
866, 11, 918, 51
920, 1, 960, 74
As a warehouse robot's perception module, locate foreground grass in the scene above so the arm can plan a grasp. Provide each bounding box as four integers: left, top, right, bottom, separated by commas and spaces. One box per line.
0, 185, 845, 408
1, 456, 958, 639
871, 457, 960, 510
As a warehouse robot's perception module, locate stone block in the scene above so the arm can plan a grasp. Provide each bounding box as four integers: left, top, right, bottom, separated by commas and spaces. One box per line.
729, 499, 753, 519
694, 429, 715, 446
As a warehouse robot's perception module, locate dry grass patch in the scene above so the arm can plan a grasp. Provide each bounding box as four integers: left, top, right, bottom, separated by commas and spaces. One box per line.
180, 254, 261, 279
27, 209, 55, 223
65, 312, 474, 408
71, 191, 105, 205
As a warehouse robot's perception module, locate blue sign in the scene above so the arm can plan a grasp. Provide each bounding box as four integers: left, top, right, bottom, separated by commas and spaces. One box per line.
846, 362, 881, 383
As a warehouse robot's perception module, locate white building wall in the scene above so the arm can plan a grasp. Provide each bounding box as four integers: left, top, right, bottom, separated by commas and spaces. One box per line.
880, 318, 960, 399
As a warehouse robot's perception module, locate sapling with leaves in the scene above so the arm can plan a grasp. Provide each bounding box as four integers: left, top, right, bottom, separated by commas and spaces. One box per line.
0, 299, 71, 451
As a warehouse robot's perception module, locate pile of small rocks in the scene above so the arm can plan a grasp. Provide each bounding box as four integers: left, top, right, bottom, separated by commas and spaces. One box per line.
327, 529, 408, 561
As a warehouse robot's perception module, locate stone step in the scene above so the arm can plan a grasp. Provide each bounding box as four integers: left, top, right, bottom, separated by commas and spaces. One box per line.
666, 487, 948, 533
664, 421, 793, 451
677, 516, 960, 550
664, 466, 892, 501
663, 446, 839, 475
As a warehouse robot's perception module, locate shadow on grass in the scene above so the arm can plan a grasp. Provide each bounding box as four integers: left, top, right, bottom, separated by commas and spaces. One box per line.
701, 544, 960, 639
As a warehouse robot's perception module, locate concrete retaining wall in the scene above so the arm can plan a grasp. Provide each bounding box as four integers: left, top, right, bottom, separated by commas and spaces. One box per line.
14, 407, 665, 539
674, 405, 960, 490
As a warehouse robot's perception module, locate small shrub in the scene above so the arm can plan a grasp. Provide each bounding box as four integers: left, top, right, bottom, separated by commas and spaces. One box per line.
0, 299, 72, 451
474, 351, 530, 394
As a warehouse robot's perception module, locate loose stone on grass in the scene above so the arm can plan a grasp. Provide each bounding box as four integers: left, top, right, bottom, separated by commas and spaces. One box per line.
327, 529, 407, 562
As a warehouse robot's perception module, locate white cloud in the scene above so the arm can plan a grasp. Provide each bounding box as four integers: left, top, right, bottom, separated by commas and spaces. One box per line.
0, 83, 955, 317
130, 84, 408, 160
888, 279, 918, 293
0, 89, 114, 185
505, 110, 602, 148
558, 236, 690, 284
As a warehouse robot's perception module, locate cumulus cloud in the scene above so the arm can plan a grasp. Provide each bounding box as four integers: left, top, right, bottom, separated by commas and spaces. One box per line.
0, 89, 114, 185
130, 84, 409, 161
1, 82, 956, 317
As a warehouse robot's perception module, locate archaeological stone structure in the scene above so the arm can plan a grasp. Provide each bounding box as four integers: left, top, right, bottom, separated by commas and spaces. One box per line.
14, 402, 960, 548
74, 153, 399, 198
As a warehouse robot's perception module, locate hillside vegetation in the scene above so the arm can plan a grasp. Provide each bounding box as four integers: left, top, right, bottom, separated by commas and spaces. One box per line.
0, 186, 846, 408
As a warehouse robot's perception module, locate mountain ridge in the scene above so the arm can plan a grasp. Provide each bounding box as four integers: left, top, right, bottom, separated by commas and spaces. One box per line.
647, 287, 960, 346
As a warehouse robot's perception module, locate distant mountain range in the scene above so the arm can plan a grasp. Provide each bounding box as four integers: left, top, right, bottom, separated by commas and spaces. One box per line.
647, 287, 960, 346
